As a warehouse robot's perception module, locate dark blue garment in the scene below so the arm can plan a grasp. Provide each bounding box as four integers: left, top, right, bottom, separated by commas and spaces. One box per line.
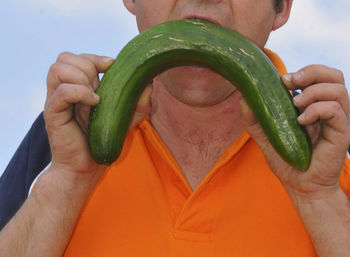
0, 112, 51, 230
1, 103, 350, 230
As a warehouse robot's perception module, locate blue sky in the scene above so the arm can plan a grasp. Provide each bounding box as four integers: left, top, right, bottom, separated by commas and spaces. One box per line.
1, 0, 349, 176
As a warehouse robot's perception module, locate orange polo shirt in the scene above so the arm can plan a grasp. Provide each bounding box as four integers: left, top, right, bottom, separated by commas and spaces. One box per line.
63, 50, 350, 257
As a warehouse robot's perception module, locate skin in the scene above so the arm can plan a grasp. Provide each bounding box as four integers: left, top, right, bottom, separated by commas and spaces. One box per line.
125, 0, 293, 186
131, 0, 286, 107
0, 1, 349, 256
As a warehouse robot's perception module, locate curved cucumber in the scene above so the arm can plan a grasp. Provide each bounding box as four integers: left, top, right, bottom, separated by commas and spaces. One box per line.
88, 19, 311, 170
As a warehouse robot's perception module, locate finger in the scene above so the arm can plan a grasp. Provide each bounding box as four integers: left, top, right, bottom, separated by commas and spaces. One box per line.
135, 85, 153, 113
92, 76, 100, 91
239, 96, 269, 150
282, 64, 345, 90
45, 83, 99, 128
238, 97, 293, 175
293, 83, 350, 119
56, 52, 114, 88
129, 85, 153, 130
47, 63, 91, 98
79, 53, 114, 73
74, 103, 91, 135
298, 101, 348, 136
239, 96, 256, 128
298, 101, 350, 176
55, 52, 102, 86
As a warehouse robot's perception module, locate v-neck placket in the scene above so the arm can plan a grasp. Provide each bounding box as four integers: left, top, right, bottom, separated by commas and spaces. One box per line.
139, 120, 251, 241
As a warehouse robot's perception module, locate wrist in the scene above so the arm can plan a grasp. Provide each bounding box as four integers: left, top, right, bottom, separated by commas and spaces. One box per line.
285, 183, 348, 207
286, 186, 350, 257
31, 164, 105, 208
0, 164, 105, 257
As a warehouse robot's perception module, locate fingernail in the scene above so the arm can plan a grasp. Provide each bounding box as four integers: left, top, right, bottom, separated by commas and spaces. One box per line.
93, 93, 100, 102
102, 56, 114, 64
281, 73, 293, 87
297, 112, 305, 123
293, 70, 304, 81
239, 97, 249, 114
293, 93, 303, 105
139, 87, 152, 105
282, 73, 292, 82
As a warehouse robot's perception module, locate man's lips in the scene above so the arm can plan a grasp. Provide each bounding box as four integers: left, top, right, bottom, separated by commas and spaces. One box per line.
182, 15, 222, 26
174, 16, 223, 73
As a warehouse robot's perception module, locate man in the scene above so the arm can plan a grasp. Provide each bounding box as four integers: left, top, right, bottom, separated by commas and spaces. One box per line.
0, 0, 349, 256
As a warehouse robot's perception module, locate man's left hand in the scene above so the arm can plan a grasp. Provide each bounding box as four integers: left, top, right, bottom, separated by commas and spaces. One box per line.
241, 64, 350, 199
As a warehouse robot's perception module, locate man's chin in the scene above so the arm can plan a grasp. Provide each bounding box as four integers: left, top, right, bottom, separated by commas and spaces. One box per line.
162, 65, 232, 93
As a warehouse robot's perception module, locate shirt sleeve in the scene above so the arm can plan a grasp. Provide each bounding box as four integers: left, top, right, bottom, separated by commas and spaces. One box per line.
0, 112, 52, 230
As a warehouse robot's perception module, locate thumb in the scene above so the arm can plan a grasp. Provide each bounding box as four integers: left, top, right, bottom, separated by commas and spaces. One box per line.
239, 96, 269, 151
79, 54, 115, 73
129, 84, 153, 130
240, 97, 295, 176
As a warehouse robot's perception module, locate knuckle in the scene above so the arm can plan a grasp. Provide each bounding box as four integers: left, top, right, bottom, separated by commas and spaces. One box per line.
338, 83, 348, 96
79, 54, 98, 75
329, 67, 345, 84
329, 101, 343, 113
303, 64, 316, 71
49, 63, 61, 75
337, 69, 345, 84
301, 64, 322, 73
55, 83, 71, 99
76, 70, 90, 86
328, 67, 345, 84
85, 64, 97, 80
57, 51, 74, 62
79, 53, 93, 59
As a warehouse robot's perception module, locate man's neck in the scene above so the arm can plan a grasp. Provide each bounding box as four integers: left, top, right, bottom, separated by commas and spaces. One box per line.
150, 79, 245, 190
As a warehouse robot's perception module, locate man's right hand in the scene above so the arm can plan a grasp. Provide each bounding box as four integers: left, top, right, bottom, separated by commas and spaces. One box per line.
44, 52, 152, 175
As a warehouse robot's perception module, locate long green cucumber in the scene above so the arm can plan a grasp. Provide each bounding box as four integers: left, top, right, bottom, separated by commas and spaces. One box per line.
88, 19, 311, 170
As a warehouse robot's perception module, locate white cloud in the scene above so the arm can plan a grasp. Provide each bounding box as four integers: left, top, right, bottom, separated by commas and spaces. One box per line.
271, 0, 350, 47
267, 0, 350, 88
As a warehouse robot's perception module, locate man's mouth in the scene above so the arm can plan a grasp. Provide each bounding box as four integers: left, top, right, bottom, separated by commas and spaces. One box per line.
182, 15, 222, 26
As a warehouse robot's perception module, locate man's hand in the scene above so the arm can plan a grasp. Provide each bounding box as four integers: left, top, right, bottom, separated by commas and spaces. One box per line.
241, 64, 350, 196
240, 64, 350, 257
0, 52, 153, 257
44, 52, 152, 175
